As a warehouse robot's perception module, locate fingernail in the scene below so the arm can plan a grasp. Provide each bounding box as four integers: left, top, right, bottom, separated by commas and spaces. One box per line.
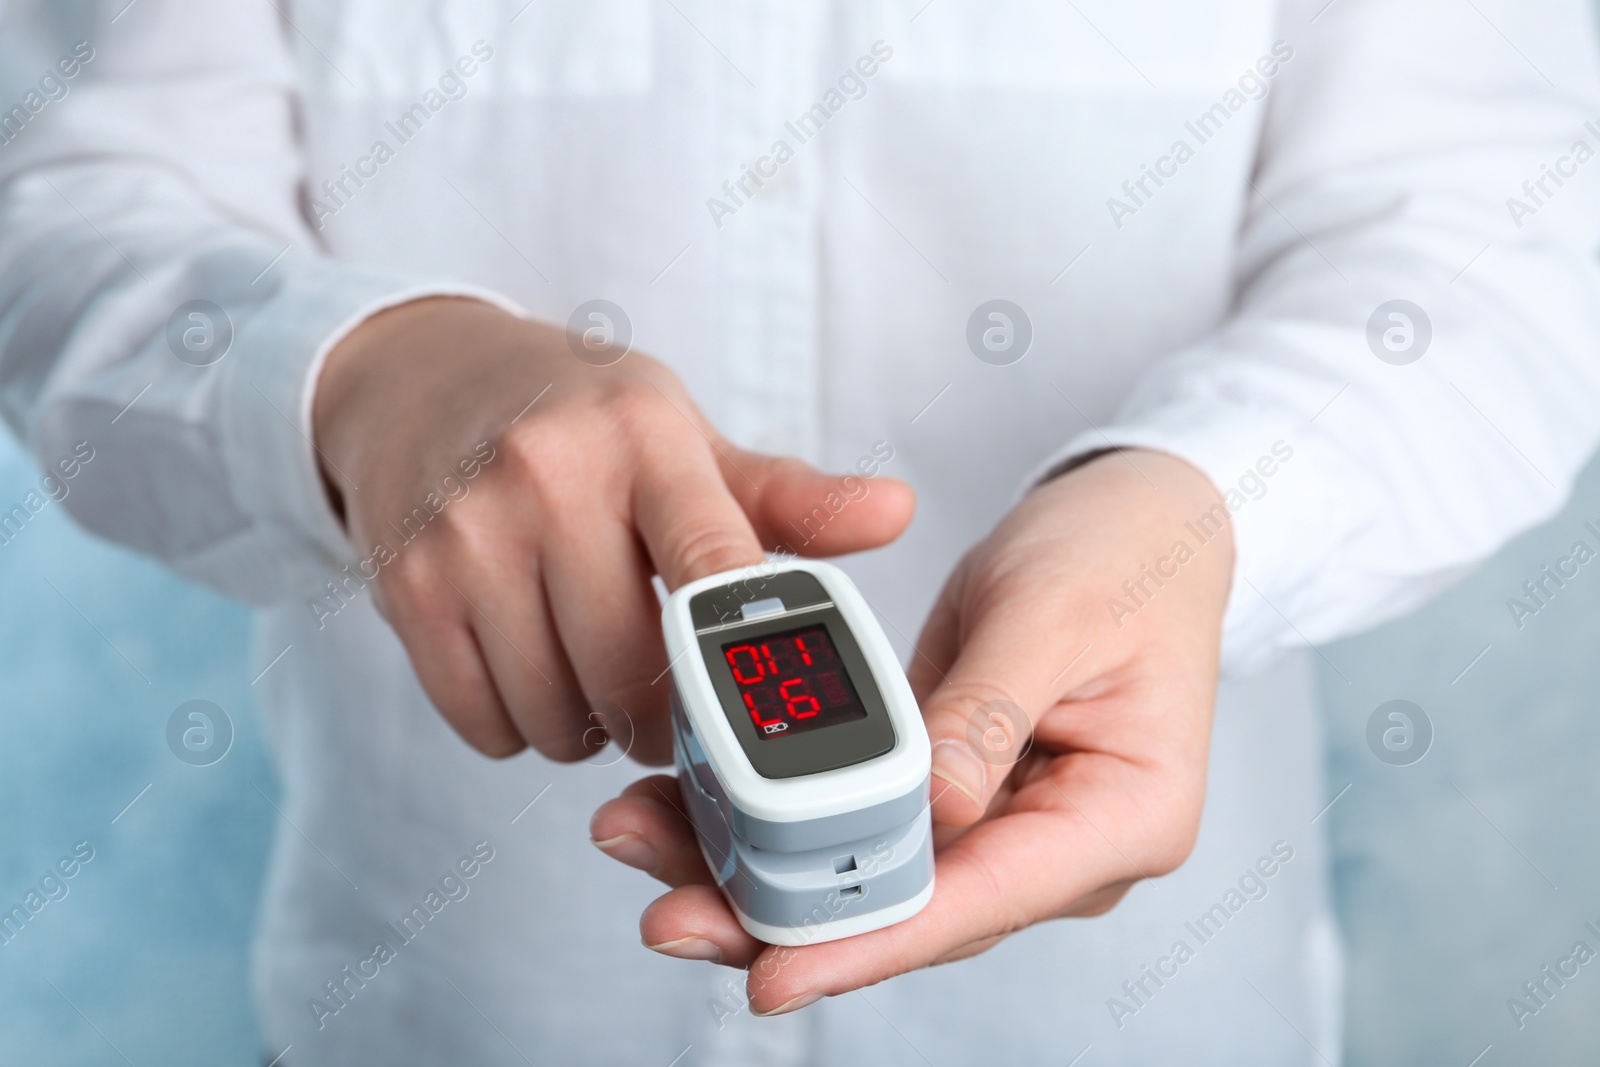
753, 992, 823, 1017
591, 833, 659, 876
931, 739, 986, 807
643, 936, 723, 963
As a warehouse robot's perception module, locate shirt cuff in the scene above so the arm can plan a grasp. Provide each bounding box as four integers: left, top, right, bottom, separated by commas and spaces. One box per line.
1020, 403, 1321, 677
217, 259, 526, 601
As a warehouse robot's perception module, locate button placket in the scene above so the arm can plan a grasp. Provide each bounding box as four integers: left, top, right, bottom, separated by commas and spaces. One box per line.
710, 2, 824, 466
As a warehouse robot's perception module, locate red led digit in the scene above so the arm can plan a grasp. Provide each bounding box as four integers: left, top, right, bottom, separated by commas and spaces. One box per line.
742, 688, 784, 728
794, 636, 814, 666
765, 638, 802, 674
725, 644, 764, 685
780, 678, 821, 719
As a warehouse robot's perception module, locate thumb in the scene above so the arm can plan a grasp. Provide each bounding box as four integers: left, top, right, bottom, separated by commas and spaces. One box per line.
718, 445, 916, 557
918, 617, 1062, 828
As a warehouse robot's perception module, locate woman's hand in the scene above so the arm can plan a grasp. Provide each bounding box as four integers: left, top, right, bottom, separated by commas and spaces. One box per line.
312, 297, 916, 764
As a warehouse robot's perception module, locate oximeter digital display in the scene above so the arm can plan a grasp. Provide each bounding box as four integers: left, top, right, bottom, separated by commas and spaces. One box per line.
664, 559, 935, 945
720, 624, 869, 740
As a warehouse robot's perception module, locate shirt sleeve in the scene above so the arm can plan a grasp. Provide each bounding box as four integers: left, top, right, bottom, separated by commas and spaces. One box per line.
0, 0, 520, 603
1027, 0, 1600, 674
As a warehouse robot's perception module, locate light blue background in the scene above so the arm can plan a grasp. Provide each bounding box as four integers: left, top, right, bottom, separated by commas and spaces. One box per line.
1318, 454, 1600, 1065
0, 431, 278, 1063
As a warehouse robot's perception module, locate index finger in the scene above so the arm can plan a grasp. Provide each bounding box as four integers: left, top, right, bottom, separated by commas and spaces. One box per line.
630, 417, 768, 590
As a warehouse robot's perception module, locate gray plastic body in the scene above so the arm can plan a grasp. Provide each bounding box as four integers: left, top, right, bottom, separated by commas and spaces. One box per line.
671, 686, 934, 939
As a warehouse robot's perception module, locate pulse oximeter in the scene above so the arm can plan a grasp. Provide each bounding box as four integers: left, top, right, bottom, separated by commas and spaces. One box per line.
664, 559, 935, 946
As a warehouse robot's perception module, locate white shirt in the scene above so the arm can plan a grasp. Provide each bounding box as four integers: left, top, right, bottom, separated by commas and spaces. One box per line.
2, 1, 1599, 1063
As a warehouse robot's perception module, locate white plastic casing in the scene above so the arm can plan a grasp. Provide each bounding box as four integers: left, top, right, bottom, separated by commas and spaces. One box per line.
661, 559, 931, 824
734, 880, 937, 946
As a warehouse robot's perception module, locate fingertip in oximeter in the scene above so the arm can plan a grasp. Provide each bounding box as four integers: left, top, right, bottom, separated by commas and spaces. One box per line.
663, 559, 934, 946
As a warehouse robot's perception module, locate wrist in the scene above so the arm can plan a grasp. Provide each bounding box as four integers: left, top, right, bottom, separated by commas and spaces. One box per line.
310, 296, 536, 524
1121, 447, 1235, 574
1045, 447, 1236, 617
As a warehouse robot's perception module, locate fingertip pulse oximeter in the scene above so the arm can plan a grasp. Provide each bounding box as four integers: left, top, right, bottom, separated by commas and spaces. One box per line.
664, 559, 934, 946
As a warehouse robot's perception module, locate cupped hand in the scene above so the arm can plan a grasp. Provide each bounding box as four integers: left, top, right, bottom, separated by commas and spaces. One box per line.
590, 448, 1233, 1013
312, 297, 915, 763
